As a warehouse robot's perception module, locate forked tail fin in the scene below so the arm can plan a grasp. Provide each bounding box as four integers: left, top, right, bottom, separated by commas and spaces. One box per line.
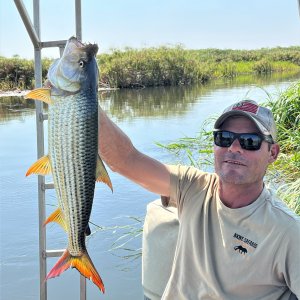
46, 249, 105, 293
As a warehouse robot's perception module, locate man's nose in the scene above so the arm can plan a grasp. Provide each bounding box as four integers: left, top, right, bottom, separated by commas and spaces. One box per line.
228, 138, 243, 153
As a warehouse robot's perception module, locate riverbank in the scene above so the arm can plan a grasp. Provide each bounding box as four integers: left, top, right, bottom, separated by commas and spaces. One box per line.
0, 87, 119, 98
1, 46, 299, 90
0, 89, 30, 97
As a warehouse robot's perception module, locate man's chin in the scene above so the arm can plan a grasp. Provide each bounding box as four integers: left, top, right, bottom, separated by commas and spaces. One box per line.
218, 170, 247, 185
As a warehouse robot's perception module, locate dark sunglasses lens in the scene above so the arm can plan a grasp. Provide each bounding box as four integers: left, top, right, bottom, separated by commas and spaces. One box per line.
239, 134, 262, 150
214, 131, 234, 147
214, 131, 263, 150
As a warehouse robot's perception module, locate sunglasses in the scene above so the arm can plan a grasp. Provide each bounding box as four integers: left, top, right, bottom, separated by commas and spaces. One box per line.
213, 130, 273, 151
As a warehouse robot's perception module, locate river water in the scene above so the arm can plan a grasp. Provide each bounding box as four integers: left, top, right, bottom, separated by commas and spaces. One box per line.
0, 73, 298, 300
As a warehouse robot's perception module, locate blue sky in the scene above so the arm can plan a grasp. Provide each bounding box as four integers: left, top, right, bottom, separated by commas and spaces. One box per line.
1, 0, 299, 59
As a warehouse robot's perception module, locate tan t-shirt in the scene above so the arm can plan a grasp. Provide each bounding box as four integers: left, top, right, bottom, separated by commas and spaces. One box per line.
162, 165, 300, 300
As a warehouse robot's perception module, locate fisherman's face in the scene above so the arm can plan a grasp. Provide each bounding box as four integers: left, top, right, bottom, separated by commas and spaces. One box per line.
214, 116, 278, 186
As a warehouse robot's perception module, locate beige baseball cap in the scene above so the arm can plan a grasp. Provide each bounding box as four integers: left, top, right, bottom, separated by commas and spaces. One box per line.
214, 100, 277, 142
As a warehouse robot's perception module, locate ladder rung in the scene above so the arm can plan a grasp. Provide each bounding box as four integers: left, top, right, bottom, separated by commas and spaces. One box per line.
41, 40, 67, 48
39, 113, 48, 121
43, 183, 54, 190
45, 249, 65, 258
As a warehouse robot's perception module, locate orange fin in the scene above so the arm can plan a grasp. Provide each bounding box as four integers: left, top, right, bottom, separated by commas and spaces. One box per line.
96, 155, 113, 192
44, 208, 67, 231
24, 88, 52, 105
26, 155, 52, 176
46, 249, 105, 293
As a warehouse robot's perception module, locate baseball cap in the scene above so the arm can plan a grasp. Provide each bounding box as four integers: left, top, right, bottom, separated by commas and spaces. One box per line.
214, 100, 277, 142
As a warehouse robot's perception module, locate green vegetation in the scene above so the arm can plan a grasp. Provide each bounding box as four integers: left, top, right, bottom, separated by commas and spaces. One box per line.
89, 217, 143, 269
1, 46, 299, 90
156, 117, 215, 169
0, 55, 52, 90
99, 46, 300, 88
265, 82, 300, 214
159, 81, 300, 215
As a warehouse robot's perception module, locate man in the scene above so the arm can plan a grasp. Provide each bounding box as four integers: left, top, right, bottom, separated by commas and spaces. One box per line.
99, 99, 300, 299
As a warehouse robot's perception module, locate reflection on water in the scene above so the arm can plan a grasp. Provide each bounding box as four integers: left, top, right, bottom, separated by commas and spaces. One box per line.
1, 72, 299, 123
0, 97, 36, 124
99, 85, 203, 120
100, 72, 300, 120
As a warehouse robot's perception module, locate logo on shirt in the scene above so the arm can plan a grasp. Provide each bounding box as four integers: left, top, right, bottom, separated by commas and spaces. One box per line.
234, 245, 247, 254
233, 233, 258, 255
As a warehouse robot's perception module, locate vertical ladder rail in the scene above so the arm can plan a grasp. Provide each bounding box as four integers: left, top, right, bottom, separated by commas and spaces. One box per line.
31, 1, 48, 299
14, 1, 86, 299
75, 0, 82, 40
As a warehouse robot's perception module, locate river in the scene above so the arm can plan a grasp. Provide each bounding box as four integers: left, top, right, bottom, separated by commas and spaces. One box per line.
0, 73, 299, 300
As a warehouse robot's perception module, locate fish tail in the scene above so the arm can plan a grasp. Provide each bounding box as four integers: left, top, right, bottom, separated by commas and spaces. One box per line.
46, 249, 105, 293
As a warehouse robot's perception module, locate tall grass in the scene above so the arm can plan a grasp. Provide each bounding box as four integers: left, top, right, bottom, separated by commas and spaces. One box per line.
99, 46, 300, 88
265, 81, 300, 214
0, 56, 52, 91
190, 46, 300, 64
1, 46, 299, 90
98, 46, 211, 88
156, 117, 215, 169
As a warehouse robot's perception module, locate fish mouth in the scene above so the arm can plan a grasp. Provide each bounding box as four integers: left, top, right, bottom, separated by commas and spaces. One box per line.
69, 36, 84, 47
67, 36, 98, 58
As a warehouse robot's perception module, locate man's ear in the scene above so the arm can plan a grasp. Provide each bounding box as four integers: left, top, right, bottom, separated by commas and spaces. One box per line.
268, 143, 280, 164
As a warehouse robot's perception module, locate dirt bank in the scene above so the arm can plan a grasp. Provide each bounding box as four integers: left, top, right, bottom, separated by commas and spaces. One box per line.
0, 90, 30, 97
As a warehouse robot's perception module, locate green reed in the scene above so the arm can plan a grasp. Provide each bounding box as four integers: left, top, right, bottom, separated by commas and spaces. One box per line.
156, 117, 215, 169
98, 46, 211, 88
89, 216, 143, 269
0, 56, 52, 90
99, 46, 300, 87
264, 81, 300, 214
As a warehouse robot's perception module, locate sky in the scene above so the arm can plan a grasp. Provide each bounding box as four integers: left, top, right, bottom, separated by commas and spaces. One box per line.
0, 0, 299, 59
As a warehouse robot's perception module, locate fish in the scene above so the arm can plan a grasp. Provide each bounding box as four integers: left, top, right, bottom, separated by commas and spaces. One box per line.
24, 36, 112, 293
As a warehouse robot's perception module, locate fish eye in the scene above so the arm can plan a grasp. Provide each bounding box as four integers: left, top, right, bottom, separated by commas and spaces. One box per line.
79, 60, 85, 68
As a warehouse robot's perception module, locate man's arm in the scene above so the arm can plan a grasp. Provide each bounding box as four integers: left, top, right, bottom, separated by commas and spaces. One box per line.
98, 107, 171, 197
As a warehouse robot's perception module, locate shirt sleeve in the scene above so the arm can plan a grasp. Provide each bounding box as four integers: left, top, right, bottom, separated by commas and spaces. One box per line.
164, 165, 214, 216
278, 220, 300, 297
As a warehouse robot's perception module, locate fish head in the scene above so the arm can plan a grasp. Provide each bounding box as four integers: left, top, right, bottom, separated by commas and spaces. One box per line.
48, 37, 99, 94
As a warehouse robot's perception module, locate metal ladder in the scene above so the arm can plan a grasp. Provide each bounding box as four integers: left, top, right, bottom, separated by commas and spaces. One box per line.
14, 1, 87, 299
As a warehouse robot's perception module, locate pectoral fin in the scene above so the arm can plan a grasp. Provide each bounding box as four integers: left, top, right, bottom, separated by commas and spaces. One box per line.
96, 155, 113, 192
24, 88, 52, 105
26, 155, 52, 176
44, 207, 68, 231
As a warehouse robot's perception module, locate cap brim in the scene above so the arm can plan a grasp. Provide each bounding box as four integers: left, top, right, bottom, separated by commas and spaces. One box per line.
214, 111, 271, 136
